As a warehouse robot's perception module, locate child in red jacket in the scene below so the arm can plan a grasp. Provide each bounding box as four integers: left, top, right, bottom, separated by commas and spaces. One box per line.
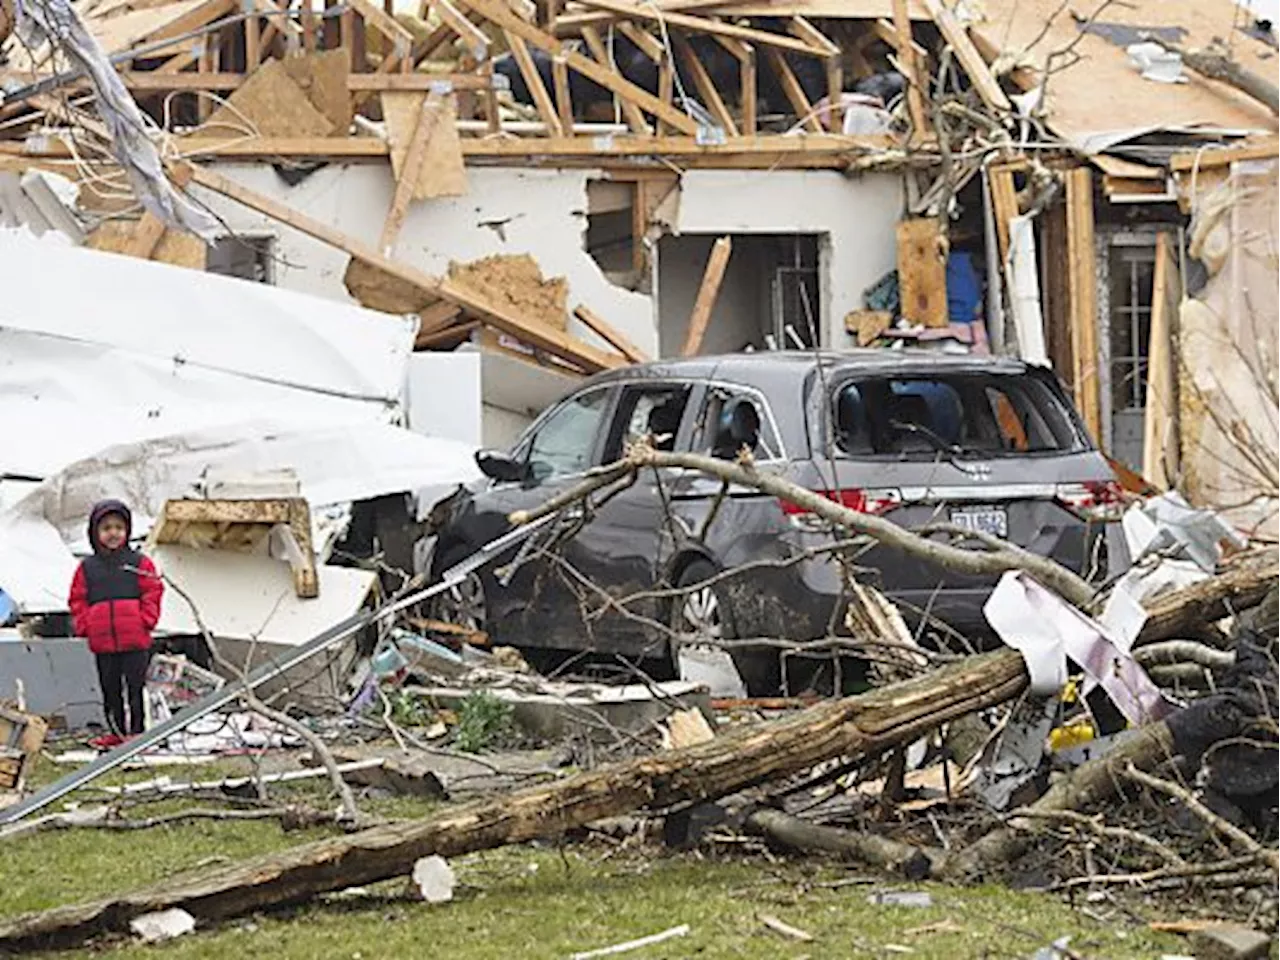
68, 500, 164, 745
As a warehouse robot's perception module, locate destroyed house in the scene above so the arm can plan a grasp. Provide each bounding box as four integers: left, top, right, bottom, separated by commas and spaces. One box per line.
0, 0, 1275, 534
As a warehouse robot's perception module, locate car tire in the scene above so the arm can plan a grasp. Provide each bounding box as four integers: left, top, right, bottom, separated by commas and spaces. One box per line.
429, 543, 491, 635
670, 559, 780, 697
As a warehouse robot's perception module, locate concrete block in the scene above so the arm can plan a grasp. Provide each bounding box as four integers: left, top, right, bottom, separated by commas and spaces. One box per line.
1190, 926, 1272, 960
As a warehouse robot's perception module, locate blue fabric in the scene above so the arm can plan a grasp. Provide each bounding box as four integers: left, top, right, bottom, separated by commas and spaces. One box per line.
946, 252, 982, 325
0, 588, 15, 626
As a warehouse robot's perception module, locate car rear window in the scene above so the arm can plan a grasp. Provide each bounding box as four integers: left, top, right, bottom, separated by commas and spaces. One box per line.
832, 373, 1085, 458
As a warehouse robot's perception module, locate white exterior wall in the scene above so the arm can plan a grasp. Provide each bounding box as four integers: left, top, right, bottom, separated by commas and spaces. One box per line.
194, 163, 903, 438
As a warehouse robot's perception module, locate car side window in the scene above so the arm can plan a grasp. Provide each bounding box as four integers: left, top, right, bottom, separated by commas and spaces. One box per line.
523, 388, 612, 481
694, 387, 781, 460
601, 386, 692, 462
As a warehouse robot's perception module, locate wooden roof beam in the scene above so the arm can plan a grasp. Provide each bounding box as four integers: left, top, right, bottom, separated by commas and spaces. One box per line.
580, 25, 653, 134
569, 0, 830, 58
673, 33, 737, 136
766, 48, 822, 133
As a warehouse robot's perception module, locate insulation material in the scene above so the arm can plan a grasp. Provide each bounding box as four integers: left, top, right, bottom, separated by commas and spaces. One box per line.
203, 59, 335, 138
0, 228, 419, 479
447, 254, 568, 331
1178, 160, 1280, 539
382, 91, 468, 200
12, 0, 219, 236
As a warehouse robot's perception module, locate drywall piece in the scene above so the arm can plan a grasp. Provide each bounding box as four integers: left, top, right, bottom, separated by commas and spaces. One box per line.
0, 633, 105, 729
896, 217, 948, 327
382, 91, 468, 200
86, 220, 206, 269
153, 544, 375, 645
203, 59, 335, 138
1005, 215, 1047, 364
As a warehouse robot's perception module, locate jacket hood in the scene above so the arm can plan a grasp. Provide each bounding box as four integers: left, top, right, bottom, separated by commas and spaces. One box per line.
88, 500, 133, 554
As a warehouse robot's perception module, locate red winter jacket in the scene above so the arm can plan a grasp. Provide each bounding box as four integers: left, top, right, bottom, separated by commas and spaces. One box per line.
67, 500, 163, 655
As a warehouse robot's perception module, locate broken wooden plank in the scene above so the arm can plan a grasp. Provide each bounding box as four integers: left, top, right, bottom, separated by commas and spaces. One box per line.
382, 91, 468, 199
715, 37, 757, 134
552, 55, 574, 133
766, 48, 822, 132
1170, 137, 1279, 171
430, 0, 491, 59
573, 304, 649, 363
1065, 166, 1101, 442
681, 235, 732, 356
122, 165, 194, 261
1143, 231, 1179, 490
921, 0, 1010, 112
347, 73, 498, 91
414, 302, 465, 347
891, 0, 927, 139
380, 90, 443, 254
896, 217, 948, 328
788, 15, 838, 57
184, 164, 623, 373
0, 649, 1030, 948
506, 30, 564, 136
673, 34, 737, 135
987, 163, 1018, 264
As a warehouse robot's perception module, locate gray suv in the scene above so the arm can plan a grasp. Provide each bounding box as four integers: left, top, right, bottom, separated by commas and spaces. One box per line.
422, 350, 1129, 693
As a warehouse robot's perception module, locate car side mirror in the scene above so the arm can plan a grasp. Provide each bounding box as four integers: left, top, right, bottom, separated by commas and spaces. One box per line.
712, 397, 761, 458
475, 449, 529, 483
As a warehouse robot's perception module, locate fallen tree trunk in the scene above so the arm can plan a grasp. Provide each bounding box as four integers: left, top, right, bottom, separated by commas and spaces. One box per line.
1135, 547, 1278, 646
0, 650, 1029, 951
745, 808, 940, 880
941, 721, 1176, 880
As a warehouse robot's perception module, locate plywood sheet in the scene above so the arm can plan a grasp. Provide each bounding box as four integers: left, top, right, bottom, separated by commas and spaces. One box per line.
971, 0, 1277, 145
896, 217, 948, 327
204, 58, 335, 138
382, 91, 469, 200
282, 49, 353, 131
87, 220, 207, 269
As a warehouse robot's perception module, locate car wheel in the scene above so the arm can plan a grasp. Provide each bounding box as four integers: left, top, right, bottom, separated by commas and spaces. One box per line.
671, 559, 780, 697
429, 544, 489, 634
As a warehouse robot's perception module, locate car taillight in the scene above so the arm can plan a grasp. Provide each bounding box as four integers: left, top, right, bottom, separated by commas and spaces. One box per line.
1055, 480, 1125, 521
779, 488, 902, 517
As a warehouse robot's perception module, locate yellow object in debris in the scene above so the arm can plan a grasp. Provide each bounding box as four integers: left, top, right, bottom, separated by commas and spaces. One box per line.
1060, 677, 1081, 705
1049, 718, 1096, 752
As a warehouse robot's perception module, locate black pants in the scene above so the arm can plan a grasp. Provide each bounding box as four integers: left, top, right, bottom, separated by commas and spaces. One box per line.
95, 649, 151, 736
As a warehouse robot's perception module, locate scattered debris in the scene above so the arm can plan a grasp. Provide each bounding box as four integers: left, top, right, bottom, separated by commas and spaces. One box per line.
1188, 925, 1272, 960
759, 913, 814, 941
128, 909, 195, 944
411, 855, 456, 904
569, 924, 690, 960
866, 891, 934, 909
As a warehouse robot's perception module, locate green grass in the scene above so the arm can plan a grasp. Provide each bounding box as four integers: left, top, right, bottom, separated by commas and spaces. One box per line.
3, 752, 1189, 959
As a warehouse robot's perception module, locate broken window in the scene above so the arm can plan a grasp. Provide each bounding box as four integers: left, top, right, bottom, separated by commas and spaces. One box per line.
206, 235, 275, 283
832, 374, 1082, 459
602, 385, 692, 460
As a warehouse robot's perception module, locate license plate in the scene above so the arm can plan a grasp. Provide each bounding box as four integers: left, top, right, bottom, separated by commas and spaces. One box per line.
950, 507, 1008, 538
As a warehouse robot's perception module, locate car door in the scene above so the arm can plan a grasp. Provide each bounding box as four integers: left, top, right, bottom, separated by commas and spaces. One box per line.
558, 382, 697, 658
480, 383, 618, 645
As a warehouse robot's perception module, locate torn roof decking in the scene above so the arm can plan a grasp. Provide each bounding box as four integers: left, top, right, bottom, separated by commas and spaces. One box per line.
970, 0, 1278, 149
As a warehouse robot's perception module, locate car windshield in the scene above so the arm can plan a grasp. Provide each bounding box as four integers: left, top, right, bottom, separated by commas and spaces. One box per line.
831, 372, 1085, 459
